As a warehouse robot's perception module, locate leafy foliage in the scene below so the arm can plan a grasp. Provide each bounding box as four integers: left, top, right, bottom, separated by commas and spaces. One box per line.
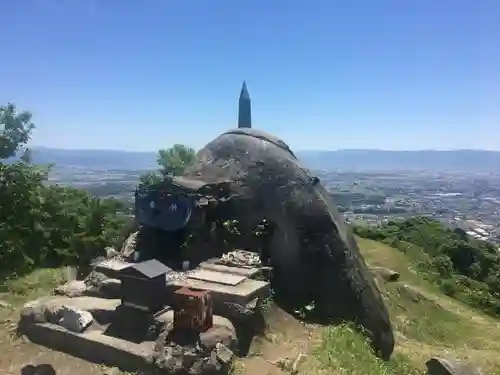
0, 103, 34, 159
138, 144, 196, 191
0, 103, 127, 279
157, 144, 196, 176
138, 171, 164, 190
355, 217, 500, 316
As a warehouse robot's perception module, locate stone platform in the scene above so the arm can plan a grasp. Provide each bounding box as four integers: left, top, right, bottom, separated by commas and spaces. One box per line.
19, 296, 153, 372
25, 321, 154, 373
95, 257, 269, 307
23, 254, 270, 372
20, 296, 237, 374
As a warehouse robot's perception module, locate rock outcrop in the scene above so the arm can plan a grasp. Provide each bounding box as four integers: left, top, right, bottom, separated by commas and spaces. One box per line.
426, 357, 484, 375
370, 266, 400, 282
169, 128, 395, 360
58, 305, 93, 333
19, 298, 94, 333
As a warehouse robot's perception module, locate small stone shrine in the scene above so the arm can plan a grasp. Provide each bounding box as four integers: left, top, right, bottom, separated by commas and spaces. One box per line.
106, 259, 172, 343
119, 259, 171, 313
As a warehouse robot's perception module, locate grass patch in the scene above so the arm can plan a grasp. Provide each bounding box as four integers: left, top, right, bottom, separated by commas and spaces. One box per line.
312, 237, 500, 374
359, 237, 500, 347
356, 237, 430, 288
384, 282, 465, 345
0, 267, 66, 306
360, 238, 500, 371
315, 324, 424, 375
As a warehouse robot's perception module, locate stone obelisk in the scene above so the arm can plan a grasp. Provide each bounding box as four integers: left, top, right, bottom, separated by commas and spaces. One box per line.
238, 81, 252, 128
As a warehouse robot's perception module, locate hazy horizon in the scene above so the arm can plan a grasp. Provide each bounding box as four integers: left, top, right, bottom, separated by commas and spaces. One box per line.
23, 147, 500, 172
30, 145, 500, 153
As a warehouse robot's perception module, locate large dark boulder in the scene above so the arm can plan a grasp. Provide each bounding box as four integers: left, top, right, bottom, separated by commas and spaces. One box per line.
179, 128, 394, 360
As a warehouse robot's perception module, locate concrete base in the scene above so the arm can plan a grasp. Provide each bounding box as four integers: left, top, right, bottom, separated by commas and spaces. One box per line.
19, 296, 161, 373
167, 276, 269, 307
20, 296, 239, 373
23, 322, 155, 373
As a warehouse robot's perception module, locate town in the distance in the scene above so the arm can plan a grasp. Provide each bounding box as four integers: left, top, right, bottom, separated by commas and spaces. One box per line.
40, 82, 500, 245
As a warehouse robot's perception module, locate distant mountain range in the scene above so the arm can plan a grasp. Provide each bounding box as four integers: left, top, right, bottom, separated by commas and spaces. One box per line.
17, 147, 500, 172
28, 147, 159, 170
298, 149, 500, 171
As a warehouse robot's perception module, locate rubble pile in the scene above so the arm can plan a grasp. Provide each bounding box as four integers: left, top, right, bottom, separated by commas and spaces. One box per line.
220, 250, 261, 268
152, 332, 234, 375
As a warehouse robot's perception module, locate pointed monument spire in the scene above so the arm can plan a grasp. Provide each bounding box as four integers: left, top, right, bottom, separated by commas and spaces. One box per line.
238, 81, 252, 128
240, 81, 250, 100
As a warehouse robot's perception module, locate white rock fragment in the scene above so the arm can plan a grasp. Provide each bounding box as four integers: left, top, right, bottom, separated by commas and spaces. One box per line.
54, 280, 87, 297
58, 305, 93, 333
220, 250, 261, 267
215, 342, 234, 364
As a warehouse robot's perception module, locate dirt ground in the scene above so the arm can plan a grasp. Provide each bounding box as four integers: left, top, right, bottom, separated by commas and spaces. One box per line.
0, 322, 105, 375
234, 306, 324, 375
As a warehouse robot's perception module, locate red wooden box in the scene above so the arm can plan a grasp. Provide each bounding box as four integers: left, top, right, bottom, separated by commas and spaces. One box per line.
173, 287, 213, 333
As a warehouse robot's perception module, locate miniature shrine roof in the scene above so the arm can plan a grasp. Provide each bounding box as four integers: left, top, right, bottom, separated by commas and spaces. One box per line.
120, 259, 172, 279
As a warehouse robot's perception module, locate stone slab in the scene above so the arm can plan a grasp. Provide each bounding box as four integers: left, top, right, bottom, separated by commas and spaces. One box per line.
26, 296, 121, 313
95, 259, 133, 279
23, 322, 154, 373
166, 277, 269, 306
199, 262, 262, 279
187, 269, 247, 286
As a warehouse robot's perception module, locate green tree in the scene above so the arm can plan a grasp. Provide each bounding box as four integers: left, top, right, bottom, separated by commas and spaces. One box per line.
430, 254, 454, 278
0, 103, 127, 278
138, 171, 163, 190
440, 278, 458, 297
157, 144, 196, 176
138, 144, 196, 191
0, 103, 34, 159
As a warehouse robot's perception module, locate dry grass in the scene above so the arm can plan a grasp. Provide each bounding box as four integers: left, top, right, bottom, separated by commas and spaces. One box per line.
0, 268, 66, 304
0, 268, 67, 323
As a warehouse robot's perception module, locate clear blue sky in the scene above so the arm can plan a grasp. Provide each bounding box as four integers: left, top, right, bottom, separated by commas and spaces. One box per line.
1, 0, 499, 151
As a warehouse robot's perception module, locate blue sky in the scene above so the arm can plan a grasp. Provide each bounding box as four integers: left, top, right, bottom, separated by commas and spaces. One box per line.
1, 0, 499, 151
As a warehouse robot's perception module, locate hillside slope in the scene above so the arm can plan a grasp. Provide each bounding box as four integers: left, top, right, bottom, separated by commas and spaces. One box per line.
1, 238, 499, 374
355, 237, 500, 373
233, 237, 500, 375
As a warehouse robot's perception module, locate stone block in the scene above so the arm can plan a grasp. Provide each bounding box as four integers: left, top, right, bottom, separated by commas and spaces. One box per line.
58, 305, 93, 333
